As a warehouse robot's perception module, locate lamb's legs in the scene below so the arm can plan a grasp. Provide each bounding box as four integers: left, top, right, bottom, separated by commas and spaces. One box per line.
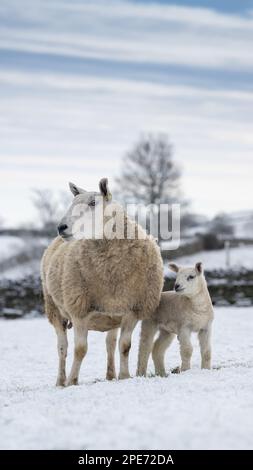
136, 319, 157, 377
106, 328, 118, 380
118, 312, 138, 380
198, 325, 212, 369
67, 316, 89, 386
178, 327, 193, 371
152, 330, 175, 377
55, 323, 68, 386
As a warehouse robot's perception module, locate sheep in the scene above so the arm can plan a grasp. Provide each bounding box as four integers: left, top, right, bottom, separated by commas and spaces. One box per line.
137, 262, 214, 377
41, 178, 164, 386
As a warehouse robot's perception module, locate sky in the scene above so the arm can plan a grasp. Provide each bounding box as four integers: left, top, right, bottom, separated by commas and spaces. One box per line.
0, 0, 253, 226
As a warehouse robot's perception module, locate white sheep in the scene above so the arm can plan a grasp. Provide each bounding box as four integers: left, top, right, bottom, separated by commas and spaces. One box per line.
137, 262, 214, 376
41, 178, 164, 386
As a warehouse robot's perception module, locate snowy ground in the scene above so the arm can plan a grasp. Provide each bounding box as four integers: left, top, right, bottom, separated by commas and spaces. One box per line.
0, 235, 25, 262
0, 260, 40, 281
164, 245, 253, 277
0, 235, 48, 280
1, 307, 253, 450
1, 236, 253, 281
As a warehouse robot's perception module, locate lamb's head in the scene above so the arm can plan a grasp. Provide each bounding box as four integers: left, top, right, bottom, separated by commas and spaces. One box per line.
169, 262, 205, 297
58, 178, 116, 241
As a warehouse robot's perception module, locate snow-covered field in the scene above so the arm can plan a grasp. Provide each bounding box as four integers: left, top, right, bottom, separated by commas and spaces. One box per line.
164, 245, 253, 277
1, 307, 253, 450
0, 235, 25, 262
0, 260, 40, 281
1, 234, 253, 281
0, 235, 48, 280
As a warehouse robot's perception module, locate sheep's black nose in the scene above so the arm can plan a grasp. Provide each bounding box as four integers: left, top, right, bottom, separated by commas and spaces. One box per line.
175, 283, 180, 292
58, 223, 68, 235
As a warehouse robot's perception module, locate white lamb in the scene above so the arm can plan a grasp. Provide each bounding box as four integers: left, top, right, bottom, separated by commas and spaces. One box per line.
137, 262, 214, 377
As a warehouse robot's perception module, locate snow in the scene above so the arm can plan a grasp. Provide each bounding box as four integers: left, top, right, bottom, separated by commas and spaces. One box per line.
1, 233, 253, 282
2, 243, 253, 282
0, 235, 49, 280
227, 210, 253, 239
0, 235, 25, 262
160, 237, 192, 251
1, 307, 253, 450
164, 244, 253, 277
0, 260, 40, 281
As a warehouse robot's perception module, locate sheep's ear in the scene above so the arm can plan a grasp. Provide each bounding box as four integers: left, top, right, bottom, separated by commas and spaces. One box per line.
99, 178, 112, 201
169, 263, 179, 273
69, 182, 86, 197
195, 262, 203, 275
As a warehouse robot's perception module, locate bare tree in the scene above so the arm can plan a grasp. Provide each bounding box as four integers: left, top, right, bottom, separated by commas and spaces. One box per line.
115, 134, 182, 206
115, 134, 185, 242
32, 189, 71, 236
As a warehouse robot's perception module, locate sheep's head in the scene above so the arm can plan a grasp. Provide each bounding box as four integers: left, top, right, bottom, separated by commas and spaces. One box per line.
57, 178, 116, 241
169, 262, 204, 297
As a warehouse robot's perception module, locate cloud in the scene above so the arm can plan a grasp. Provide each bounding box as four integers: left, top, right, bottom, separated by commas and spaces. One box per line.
0, 0, 253, 225
1, 69, 253, 102
1, 1, 253, 70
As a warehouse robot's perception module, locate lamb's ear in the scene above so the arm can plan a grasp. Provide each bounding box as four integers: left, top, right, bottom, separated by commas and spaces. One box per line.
69, 182, 86, 197
99, 178, 112, 201
195, 262, 203, 275
169, 263, 179, 273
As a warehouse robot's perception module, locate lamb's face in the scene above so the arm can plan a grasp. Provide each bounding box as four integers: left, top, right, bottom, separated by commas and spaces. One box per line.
57, 178, 112, 241
169, 262, 204, 297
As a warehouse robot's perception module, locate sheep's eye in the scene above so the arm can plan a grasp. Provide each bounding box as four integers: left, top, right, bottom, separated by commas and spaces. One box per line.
88, 200, 96, 207
187, 275, 195, 281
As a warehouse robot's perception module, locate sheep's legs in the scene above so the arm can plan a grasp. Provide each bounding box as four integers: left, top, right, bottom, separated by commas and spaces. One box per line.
198, 325, 212, 369
67, 317, 89, 386
178, 327, 193, 371
106, 328, 118, 380
55, 323, 68, 386
152, 330, 175, 377
43, 292, 68, 386
136, 319, 157, 377
118, 312, 138, 380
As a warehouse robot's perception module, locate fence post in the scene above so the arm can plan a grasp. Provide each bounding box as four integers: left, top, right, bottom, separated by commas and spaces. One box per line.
225, 240, 231, 269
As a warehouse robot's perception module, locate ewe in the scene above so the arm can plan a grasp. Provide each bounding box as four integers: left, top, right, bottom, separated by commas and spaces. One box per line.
137, 262, 214, 377
41, 178, 163, 386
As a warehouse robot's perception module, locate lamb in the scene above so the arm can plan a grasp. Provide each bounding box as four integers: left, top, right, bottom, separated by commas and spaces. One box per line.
41, 178, 164, 386
137, 262, 214, 377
